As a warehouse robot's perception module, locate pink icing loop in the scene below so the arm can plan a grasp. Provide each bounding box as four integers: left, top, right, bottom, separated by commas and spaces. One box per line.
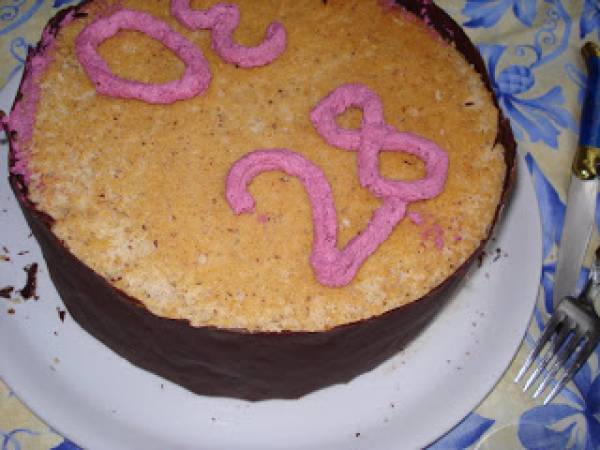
170, 1, 287, 68
357, 126, 449, 201
75, 9, 211, 104
211, 14, 286, 68
225, 150, 408, 287
310, 82, 448, 201
309, 83, 386, 151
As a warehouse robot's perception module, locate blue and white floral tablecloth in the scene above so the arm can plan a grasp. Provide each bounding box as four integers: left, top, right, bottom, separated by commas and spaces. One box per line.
1, 1, 599, 449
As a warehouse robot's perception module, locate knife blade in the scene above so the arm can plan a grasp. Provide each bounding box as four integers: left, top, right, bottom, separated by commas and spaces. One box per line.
553, 41, 600, 308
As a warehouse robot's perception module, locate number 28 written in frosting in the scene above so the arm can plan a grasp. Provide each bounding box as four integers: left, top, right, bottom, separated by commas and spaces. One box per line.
226, 84, 448, 287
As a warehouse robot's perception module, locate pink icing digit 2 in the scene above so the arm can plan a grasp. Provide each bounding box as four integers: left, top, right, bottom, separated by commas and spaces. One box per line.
225, 150, 407, 287
75, 9, 211, 104
170, 1, 286, 68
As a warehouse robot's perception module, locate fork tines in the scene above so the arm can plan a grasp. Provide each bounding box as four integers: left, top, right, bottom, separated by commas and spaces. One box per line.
515, 296, 600, 405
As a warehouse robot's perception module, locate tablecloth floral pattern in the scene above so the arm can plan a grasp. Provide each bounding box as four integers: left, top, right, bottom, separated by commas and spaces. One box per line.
1, 1, 599, 449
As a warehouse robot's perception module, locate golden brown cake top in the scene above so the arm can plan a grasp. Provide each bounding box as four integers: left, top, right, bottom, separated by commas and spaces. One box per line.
24, 0, 506, 332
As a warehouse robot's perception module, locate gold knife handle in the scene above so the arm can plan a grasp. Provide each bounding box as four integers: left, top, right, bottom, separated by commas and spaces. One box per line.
574, 42, 600, 180
573, 146, 600, 180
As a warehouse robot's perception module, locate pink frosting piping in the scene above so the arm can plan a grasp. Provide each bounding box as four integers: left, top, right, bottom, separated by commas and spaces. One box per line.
75, 9, 211, 104
310, 83, 448, 201
226, 150, 408, 287
2, 10, 78, 182
226, 84, 449, 287
170, 0, 286, 68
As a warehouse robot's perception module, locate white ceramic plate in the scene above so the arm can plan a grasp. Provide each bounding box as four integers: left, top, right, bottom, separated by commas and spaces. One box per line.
0, 70, 542, 450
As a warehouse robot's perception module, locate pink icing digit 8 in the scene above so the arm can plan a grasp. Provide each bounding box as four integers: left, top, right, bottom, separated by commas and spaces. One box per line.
310, 83, 448, 201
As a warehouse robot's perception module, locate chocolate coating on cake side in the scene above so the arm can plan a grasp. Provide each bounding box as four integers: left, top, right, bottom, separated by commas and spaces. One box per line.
4, 0, 516, 400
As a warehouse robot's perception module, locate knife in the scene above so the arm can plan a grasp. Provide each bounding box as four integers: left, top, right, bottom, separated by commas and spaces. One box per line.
553, 41, 600, 308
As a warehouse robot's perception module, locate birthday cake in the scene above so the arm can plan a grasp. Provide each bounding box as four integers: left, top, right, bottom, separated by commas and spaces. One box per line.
2, 0, 516, 399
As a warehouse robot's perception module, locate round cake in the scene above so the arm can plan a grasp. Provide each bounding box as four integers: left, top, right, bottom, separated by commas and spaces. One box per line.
2, 0, 516, 399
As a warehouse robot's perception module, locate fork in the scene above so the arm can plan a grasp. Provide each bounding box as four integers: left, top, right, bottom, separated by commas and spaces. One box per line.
514, 246, 600, 405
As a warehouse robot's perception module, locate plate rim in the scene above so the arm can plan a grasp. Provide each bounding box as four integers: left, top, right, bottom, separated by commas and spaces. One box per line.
0, 68, 542, 450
